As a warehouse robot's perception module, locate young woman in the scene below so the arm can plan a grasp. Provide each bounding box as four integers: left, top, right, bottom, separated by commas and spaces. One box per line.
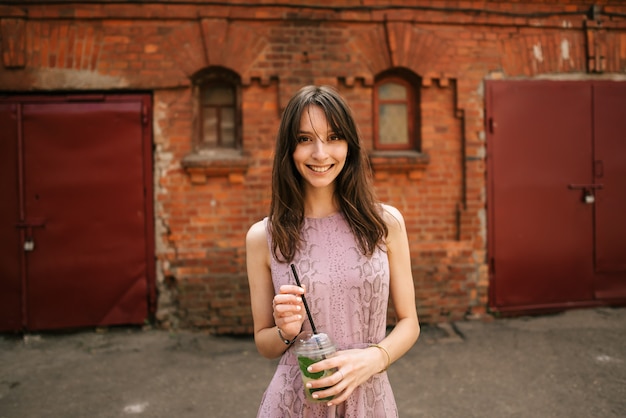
246, 85, 420, 417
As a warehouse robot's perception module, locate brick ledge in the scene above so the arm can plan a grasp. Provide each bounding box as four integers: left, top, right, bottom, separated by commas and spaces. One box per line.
369, 151, 429, 179
182, 150, 249, 184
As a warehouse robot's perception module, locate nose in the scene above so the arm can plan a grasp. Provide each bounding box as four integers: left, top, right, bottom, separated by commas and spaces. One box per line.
311, 138, 329, 160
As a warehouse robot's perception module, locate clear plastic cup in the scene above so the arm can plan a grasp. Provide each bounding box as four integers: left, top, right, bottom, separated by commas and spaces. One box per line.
293, 331, 337, 403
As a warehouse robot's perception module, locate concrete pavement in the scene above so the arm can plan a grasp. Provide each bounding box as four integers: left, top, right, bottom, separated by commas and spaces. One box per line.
1, 307, 625, 417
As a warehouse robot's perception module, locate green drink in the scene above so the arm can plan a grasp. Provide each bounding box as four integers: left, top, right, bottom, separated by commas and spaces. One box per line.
294, 332, 337, 403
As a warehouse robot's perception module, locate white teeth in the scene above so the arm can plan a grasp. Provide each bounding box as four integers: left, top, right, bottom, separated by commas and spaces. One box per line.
309, 165, 331, 173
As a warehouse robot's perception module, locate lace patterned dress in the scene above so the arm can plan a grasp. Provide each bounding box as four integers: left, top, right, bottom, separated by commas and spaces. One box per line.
257, 212, 398, 418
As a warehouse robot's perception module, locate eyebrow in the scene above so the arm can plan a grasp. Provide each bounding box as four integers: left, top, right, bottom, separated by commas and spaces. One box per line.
297, 129, 336, 135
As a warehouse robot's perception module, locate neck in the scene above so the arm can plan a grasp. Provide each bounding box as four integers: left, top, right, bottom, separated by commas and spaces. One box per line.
303, 186, 338, 219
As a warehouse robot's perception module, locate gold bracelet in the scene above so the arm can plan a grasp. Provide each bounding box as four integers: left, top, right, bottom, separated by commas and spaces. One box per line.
369, 343, 391, 373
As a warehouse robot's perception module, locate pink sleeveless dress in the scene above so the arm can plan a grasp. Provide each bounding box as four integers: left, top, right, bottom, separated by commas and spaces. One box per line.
258, 212, 398, 418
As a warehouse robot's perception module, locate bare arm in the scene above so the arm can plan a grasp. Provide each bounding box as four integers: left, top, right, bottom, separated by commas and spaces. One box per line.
373, 204, 420, 367
246, 221, 306, 359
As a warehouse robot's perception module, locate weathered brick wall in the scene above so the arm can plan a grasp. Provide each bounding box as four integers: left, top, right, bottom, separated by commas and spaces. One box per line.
1, 0, 625, 332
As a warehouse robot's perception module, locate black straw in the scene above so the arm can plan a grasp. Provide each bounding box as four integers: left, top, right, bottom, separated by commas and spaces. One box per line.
290, 263, 318, 334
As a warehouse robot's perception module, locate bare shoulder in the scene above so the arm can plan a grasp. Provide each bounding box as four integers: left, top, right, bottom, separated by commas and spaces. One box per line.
246, 219, 267, 245
246, 219, 270, 274
246, 220, 270, 262
381, 203, 406, 232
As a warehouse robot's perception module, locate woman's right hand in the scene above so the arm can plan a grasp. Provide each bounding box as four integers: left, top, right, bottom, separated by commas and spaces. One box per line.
273, 284, 306, 341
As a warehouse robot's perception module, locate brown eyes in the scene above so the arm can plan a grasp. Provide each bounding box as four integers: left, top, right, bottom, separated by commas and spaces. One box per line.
296, 135, 343, 143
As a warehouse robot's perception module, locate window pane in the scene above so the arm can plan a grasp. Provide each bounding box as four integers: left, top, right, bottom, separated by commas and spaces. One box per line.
379, 103, 408, 145
378, 82, 406, 100
202, 107, 218, 146
197, 76, 239, 149
202, 86, 234, 105
220, 107, 235, 147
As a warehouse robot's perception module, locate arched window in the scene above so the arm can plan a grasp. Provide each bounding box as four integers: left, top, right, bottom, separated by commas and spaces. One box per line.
374, 71, 420, 151
194, 67, 241, 149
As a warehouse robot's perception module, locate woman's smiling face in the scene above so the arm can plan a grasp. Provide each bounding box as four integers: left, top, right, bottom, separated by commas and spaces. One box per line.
292, 105, 348, 192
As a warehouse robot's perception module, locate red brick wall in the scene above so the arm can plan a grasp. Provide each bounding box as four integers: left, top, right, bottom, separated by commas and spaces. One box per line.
2, 1, 625, 333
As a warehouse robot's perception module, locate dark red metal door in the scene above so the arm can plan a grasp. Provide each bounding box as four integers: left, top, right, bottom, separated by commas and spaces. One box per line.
487, 81, 595, 311
593, 82, 626, 298
0, 95, 155, 331
487, 80, 626, 312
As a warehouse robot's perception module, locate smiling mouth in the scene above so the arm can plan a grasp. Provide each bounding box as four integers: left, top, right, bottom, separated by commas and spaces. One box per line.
308, 165, 332, 173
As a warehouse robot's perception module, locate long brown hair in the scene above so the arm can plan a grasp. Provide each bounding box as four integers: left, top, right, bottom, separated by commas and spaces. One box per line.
269, 85, 387, 262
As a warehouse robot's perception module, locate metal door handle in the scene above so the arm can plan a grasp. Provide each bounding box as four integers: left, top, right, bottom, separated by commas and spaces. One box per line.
568, 184, 603, 190
15, 218, 46, 229
568, 185, 602, 205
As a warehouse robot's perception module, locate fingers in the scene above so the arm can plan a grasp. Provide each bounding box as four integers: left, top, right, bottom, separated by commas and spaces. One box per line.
272, 286, 305, 333
305, 368, 351, 404
273, 285, 305, 315
273, 295, 303, 314
273, 293, 303, 307
278, 284, 305, 295
277, 312, 302, 325
304, 348, 374, 406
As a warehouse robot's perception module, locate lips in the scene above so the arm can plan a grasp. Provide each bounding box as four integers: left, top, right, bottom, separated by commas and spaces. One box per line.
308, 165, 332, 173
